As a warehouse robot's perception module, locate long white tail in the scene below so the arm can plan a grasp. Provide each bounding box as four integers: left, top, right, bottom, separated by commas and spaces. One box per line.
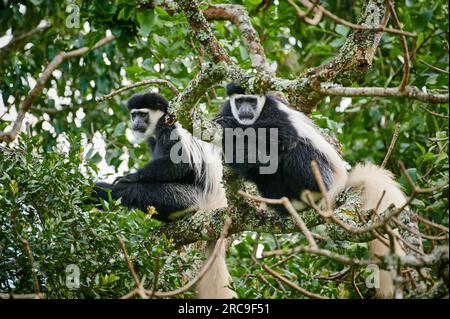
346, 163, 407, 298
195, 240, 236, 299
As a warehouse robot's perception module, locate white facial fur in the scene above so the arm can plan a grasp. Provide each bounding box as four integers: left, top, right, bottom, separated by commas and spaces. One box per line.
130, 108, 165, 141
230, 94, 266, 125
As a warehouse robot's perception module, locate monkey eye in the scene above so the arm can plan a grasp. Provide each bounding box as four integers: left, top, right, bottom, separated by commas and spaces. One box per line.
131, 111, 149, 119
236, 97, 257, 109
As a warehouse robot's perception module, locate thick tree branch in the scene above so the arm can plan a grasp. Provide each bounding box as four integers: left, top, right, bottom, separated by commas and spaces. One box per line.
312, 83, 449, 103
203, 3, 273, 73
167, 61, 229, 127
177, 0, 231, 64
159, 0, 441, 130
150, 187, 368, 247
287, 0, 323, 26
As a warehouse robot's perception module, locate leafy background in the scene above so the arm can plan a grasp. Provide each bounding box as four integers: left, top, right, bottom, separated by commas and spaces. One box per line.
0, 0, 448, 298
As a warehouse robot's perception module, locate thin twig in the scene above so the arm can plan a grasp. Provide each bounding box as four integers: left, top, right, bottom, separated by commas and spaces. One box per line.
150, 254, 161, 298
351, 266, 364, 299
287, 0, 323, 26
316, 266, 351, 280
374, 190, 387, 215
419, 106, 449, 119
97, 79, 179, 102
304, 0, 416, 37
419, 59, 449, 74
309, 160, 332, 216
263, 246, 377, 267
356, 201, 391, 249
118, 237, 147, 299
393, 217, 448, 241
262, 264, 329, 299
429, 137, 449, 142
415, 214, 450, 234
0, 293, 43, 299
381, 122, 401, 168
0, 103, 13, 121
238, 191, 318, 248
388, 1, 410, 91
10, 211, 41, 296
312, 84, 449, 104
391, 229, 425, 256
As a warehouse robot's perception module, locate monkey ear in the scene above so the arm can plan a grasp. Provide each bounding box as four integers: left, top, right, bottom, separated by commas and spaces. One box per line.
226, 83, 245, 96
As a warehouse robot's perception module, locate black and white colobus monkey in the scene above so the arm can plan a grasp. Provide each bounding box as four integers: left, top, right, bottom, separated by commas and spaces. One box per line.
90, 92, 235, 299
215, 83, 408, 298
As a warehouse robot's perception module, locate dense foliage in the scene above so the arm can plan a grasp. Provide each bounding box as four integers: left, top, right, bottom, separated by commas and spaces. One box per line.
0, 0, 448, 298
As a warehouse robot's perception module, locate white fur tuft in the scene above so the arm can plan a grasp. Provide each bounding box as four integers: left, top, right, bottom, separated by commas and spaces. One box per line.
346, 163, 407, 211
346, 163, 407, 298
173, 125, 231, 299
196, 240, 236, 299
173, 125, 227, 212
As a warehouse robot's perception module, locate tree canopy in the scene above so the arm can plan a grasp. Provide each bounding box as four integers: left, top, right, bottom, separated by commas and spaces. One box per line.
0, 0, 448, 299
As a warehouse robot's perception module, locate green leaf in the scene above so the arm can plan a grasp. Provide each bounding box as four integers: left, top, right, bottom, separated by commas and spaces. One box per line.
335, 25, 350, 36
90, 152, 102, 165
113, 122, 126, 137
329, 38, 345, 48
117, 6, 135, 21
415, 142, 426, 155
416, 8, 433, 32
136, 11, 154, 37
399, 167, 418, 192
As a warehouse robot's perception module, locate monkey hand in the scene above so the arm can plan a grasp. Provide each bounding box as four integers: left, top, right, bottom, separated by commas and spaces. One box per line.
213, 115, 235, 127
113, 173, 140, 184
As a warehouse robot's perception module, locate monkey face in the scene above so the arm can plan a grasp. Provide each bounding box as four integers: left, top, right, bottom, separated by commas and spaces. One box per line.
230, 94, 266, 125
131, 110, 149, 132
130, 108, 164, 140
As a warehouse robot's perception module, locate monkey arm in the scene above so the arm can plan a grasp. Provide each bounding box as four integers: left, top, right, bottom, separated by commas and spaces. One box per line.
139, 158, 194, 182
116, 158, 195, 184
213, 115, 237, 127
147, 136, 156, 153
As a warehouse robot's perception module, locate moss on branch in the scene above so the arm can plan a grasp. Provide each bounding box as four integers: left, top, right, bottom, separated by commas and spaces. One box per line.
151, 187, 374, 247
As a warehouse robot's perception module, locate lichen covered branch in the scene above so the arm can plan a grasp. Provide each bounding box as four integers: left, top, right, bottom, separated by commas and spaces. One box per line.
312, 83, 449, 103
151, 187, 369, 247
203, 3, 273, 73
177, 0, 230, 64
